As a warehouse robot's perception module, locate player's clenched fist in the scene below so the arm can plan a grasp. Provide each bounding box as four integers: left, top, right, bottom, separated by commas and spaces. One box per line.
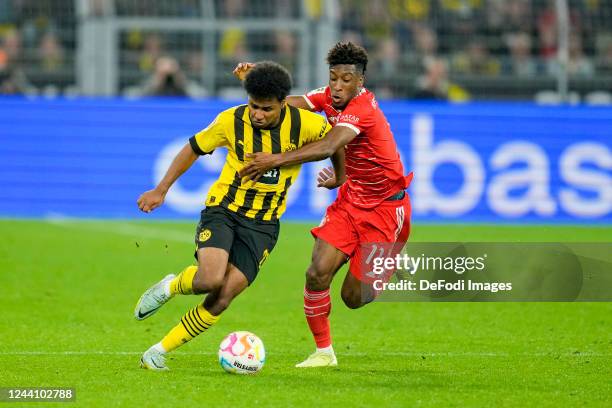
317, 166, 343, 190
232, 62, 256, 81
137, 188, 165, 213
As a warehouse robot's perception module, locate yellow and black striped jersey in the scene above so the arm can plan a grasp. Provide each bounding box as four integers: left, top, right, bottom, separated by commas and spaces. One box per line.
189, 105, 331, 221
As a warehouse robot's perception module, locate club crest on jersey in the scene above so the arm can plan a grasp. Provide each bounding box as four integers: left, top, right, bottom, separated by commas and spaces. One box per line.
199, 229, 212, 242
283, 143, 297, 152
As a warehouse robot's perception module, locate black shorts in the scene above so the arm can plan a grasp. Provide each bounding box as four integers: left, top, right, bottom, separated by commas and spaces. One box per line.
194, 206, 280, 284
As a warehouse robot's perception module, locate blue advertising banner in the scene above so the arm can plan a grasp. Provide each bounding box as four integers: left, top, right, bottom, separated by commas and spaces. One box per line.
0, 98, 610, 223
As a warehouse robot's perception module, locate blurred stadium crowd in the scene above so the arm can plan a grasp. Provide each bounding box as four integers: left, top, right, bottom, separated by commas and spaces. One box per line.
1, 0, 612, 101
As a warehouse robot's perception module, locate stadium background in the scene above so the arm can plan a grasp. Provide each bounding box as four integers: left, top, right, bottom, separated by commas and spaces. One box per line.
0, 0, 610, 223
1, 1, 611, 407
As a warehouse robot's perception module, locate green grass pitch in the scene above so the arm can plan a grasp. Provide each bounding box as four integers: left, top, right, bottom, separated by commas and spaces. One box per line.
0, 220, 610, 407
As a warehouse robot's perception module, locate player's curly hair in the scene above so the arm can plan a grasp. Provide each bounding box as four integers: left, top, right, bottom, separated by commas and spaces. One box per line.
243, 61, 292, 101
326, 41, 368, 74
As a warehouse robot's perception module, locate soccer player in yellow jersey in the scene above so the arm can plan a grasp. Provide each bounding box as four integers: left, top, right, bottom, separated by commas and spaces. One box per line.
134, 61, 339, 370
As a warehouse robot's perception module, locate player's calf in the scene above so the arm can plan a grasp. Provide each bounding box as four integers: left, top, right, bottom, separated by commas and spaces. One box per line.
340, 287, 367, 309
340, 272, 375, 309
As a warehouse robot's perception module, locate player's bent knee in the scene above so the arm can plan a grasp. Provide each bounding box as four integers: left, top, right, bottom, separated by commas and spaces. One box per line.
305, 265, 331, 290
192, 266, 224, 294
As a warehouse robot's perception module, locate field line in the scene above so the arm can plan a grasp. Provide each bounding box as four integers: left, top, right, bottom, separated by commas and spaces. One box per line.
1, 351, 608, 357
44, 214, 192, 243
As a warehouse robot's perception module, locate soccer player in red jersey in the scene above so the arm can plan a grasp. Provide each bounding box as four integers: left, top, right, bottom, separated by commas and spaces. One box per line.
236, 42, 412, 367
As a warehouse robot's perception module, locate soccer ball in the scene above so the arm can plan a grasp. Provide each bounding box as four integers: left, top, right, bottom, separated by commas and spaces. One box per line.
218, 331, 265, 374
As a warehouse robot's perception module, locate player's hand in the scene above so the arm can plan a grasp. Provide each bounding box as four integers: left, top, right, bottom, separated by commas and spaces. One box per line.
232, 62, 256, 81
317, 166, 344, 190
137, 188, 166, 213
239, 152, 280, 183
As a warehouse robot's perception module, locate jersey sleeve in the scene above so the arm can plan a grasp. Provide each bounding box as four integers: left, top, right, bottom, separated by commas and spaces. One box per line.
189, 113, 227, 155
334, 97, 373, 136
301, 113, 332, 145
303, 87, 327, 112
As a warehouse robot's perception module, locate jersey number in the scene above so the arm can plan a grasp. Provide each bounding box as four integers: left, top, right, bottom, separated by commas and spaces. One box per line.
259, 167, 280, 185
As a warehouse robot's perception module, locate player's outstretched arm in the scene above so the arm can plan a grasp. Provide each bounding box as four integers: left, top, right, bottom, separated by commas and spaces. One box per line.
285, 95, 315, 111
239, 126, 356, 182
232, 62, 314, 111
137, 143, 198, 213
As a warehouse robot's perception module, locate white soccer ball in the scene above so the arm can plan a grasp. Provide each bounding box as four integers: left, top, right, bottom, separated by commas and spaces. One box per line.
218, 331, 265, 374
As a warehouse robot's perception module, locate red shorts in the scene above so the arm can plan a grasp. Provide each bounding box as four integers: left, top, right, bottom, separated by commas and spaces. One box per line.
311, 191, 411, 284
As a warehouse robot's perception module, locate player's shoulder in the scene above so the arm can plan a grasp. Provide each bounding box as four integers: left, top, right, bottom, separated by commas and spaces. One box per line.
293, 105, 328, 127
352, 88, 378, 110
216, 104, 247, 122
305, 86, 330, 98
339, 88, 375, 122
293, 105, 324, 120
291, 106, 329, 142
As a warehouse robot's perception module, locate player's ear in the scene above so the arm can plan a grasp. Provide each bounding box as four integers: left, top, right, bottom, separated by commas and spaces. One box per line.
358, 74, 365, 87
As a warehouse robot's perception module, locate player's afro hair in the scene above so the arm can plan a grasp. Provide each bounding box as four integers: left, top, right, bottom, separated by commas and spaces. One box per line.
327, 41, 368, 74
243, 61, 292, 101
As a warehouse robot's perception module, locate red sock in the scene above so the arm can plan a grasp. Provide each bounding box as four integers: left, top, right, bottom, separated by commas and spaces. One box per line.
303, 287, 332, 348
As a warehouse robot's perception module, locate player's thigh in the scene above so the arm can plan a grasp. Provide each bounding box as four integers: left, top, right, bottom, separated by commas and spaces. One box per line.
348, 198, 411, 281
311, 199, 358, 260
193, 207, 235, 290
229, 218, 280, 285
307, 238, 349, 288
342, 196, 412, 306
204, 263, 249, 315
194, 247, 230, 290
307, 201, 356, 288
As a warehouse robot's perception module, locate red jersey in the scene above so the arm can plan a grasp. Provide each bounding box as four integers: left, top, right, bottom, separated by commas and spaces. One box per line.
304, 86, 411, 208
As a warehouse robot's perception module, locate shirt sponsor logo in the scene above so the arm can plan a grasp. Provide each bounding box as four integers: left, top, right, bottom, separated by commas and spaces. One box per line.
339, 114, 360, 124
259, 167, 280, 185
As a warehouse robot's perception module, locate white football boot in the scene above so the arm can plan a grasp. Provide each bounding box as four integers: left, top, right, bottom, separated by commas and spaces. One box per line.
134, 274, 175, 320
295, 350, 338, 368
140, 345, 168, 371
